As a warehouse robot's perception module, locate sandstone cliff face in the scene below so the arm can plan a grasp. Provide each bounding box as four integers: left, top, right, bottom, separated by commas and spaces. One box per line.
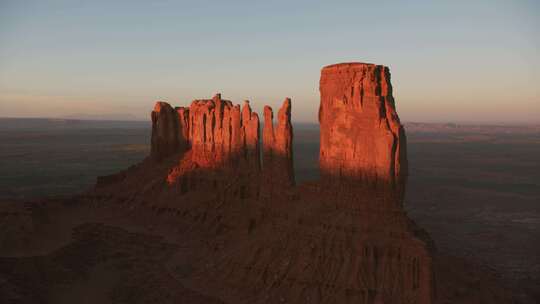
92, 64, 434, 304
149, 94, 296, 203
262, 98, 295, 194
161, 94, 263, 200
319, 62, 407, 203
151, 102, 185, 160
182, 94, 260, 165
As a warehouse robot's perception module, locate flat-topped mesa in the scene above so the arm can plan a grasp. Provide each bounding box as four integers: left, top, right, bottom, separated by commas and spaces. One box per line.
319, 62, 408, 203
262, 98, 295, 193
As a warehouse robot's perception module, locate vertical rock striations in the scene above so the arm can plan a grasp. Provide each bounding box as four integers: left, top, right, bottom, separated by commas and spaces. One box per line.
151, 102, 185, 160
242, 100, 261, 170
262, 98, 295, 195
151, 94, 294, 198
319, 62, 407, 203
96, 64, 435, 304
162, 94, 261, 199
275, 98, 294, 172
154, 94, 260, 166
153, 93, 294, 201
196, 66, 433, 304
175, 106, 190, 153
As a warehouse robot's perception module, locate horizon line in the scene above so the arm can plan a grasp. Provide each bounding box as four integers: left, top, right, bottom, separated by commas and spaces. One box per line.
0, 116, 538, 126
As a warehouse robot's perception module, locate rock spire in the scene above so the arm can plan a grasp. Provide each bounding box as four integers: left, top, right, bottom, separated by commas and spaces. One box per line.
262, 98, 295, 194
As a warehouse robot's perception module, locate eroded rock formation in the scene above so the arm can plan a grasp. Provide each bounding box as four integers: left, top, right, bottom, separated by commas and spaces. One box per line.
129, 65, 432, 303
161, 94, 264, 200
88, 63, 437, 304
262, 98, 295, 195
151, 102, 186, 160
319, 62, 407, 203
2, 62, 519, 304
147, 93, 297, 202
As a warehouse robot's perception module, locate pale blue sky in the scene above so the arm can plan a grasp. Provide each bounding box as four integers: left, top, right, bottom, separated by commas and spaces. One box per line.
0, 0, 538, 123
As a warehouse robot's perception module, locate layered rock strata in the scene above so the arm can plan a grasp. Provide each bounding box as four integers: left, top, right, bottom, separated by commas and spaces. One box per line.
319, 62, 407, 203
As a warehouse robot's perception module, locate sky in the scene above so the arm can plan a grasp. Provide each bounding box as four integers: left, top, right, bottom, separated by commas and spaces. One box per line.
0, 0, 538, 123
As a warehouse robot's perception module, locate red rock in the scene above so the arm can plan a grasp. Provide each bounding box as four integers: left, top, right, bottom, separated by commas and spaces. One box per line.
183, 95, 259, 163
275, 98, 293, 160
242, 100, 261, 169
157, 94, 263, 200
319, 62, 407, 201
262, 98, 295, 192
263, 105, 275, 153
96, 69, 437, 304
151, 101, 184, 160
175, 106, 190, 152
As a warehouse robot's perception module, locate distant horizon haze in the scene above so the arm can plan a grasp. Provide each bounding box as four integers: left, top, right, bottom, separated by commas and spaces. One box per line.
1, 1, 538, 124
0, 116, 538, 127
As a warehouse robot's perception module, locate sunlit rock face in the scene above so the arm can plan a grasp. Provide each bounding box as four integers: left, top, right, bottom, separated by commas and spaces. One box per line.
147, 93, 296, 203
319, 62, 408, 204
94, 64, 434, 304
162, 94, 263, 200
181, 93, 260, 169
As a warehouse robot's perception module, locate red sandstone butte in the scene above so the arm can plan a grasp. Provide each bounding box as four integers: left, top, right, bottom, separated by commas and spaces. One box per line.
319, 62, 407, 198
92, 67, 440, 304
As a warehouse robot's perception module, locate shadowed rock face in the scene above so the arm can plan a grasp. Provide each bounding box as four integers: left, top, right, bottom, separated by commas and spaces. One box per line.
262, 98, 295, 195
1, 63, 516, 304
149, 94, 296, 201
319, 62, 407, 204
151, 102, 185, 160
135, 71, 432, 303
163, 94, 264, 200
87, 63, 437, 304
